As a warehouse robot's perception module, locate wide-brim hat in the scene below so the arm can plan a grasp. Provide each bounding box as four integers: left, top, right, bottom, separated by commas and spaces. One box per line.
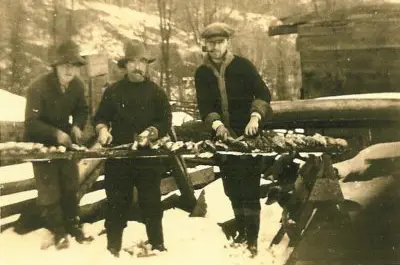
200, 22, 235, 39
117, 41, 156, 68
50, 40, 86, 66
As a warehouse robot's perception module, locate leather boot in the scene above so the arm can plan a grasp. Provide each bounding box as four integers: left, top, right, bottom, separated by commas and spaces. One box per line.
65, 216, 94, 244
245, 213, 260, 257
106, 227, 124, 257
41, 204, 69, 250
233, 213, 247, 244
145, 218, 167, 251
54, 229, 70, 250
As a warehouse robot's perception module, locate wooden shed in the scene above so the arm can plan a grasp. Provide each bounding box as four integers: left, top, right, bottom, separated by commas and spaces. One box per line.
269, 3, 400, 99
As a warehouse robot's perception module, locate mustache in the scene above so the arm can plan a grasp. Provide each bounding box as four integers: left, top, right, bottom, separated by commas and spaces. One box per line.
129, 70, 144, 75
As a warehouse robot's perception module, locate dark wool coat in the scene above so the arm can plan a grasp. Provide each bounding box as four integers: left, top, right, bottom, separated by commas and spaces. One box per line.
24, 71, 88, 145
195, 53, 272, 136
93, 76, 172, 145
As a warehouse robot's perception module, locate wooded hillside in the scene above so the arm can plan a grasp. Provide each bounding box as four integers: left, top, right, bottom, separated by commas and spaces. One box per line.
0, 0, 384, 102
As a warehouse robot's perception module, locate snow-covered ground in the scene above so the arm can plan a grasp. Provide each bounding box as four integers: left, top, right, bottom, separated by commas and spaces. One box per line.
0, 177, 291, 265
0, 161, 291, 265
1, 151, 399, 265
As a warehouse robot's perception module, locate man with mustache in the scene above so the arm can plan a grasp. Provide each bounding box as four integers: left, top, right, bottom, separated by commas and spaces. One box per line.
25, 40, 93, 250
93, 41, 172, 257
194, 22, 273, 257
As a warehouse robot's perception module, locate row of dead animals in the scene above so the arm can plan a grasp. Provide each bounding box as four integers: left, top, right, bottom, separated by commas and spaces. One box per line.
0, 132, 348, 156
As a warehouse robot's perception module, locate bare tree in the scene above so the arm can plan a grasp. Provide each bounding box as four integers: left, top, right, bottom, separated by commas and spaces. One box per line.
157, 0, 174, 98
184, 1, 202, 45
9, 0, 26, 95
67, 0, 76, 38
182, 0, 234, 46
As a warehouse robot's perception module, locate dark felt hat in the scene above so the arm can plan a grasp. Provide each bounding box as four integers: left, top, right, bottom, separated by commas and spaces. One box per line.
200, 22, 235, 39
117, 41, 155, 68
50, 40, 86, 66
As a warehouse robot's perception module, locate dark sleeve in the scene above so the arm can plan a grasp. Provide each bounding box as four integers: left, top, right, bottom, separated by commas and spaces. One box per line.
243, 58, 273, 121
93, 85, 115, 127
152, 85, 172, 137
194, 67, 222, 128
24, 80, 61, 144
71, 78, 89, 130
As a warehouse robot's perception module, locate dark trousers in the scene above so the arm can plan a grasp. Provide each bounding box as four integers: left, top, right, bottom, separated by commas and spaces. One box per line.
104, 158, 165, 250
218, 155, 266, 244
33, 160, 80, 234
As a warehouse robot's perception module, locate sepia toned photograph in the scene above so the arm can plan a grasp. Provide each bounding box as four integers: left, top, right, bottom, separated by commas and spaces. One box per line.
0, 0, 399, 264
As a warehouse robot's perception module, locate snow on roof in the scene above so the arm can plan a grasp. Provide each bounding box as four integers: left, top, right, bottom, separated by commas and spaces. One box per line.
0, 89, 26, 122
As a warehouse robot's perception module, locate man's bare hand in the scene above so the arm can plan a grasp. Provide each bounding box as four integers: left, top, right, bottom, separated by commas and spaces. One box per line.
97, 127, 113, 145
215, 124, 230, 142
71, 125, 83, 145
56, 130, 73, 148
137, 130, 150, 147
245, 116, 259, 136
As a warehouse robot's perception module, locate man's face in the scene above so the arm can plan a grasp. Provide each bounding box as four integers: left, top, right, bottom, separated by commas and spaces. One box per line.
126, 58, 148, 83
56, 63, 80, 86
205, 37, 229, 61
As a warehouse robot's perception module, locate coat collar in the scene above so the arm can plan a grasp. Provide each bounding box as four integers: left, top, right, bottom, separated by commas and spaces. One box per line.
47, 71, 65, 94
202, 51, 234, 130
203, 51, 234, 75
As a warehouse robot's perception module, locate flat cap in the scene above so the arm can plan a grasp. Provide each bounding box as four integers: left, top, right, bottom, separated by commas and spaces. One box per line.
200, 22, 234, 39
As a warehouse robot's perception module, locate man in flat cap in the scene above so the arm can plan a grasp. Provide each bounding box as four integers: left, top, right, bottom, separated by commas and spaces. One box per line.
25, 39, 93, 250
93, 41, 172, 257
194, 22, 273, 257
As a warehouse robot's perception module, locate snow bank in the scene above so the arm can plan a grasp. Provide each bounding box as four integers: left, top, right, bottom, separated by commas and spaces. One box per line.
0, 89, 26, 122
172, 111, 194, 126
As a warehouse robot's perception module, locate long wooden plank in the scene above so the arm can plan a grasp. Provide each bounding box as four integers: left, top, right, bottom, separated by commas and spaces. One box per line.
297, 19, 400, 37
1, 198, 36, 218
267, 98, 400, 128
297, 35, 400, 51
0, 166, 215, 219
268, 24, 299, 36
0, 149, 171, 162
0, 178, 35, 196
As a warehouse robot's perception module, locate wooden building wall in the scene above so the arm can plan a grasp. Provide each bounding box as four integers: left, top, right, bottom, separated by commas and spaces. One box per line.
297, 18, 400, 99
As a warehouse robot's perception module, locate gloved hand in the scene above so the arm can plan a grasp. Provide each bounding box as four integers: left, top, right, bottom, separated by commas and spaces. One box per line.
97, 127, 113, 145
245, 116, 260, 136
56, 130, 73, 148
215, 124, 230, 142
71, 125, 83, 145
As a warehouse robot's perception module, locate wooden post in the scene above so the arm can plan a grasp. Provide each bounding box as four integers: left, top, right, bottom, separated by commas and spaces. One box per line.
168, 127, 197, 212
282, 154, 352, 265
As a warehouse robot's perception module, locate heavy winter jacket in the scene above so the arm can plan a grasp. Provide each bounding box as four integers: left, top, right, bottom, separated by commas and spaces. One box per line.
195, 52, 272, 135
24, 71, 88, 145
93, 76, 172, 145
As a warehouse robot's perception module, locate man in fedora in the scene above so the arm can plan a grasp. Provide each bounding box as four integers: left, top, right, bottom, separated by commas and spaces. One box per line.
25, 39, 93, 250
194, 22, 273, 257
93, 41, 172, 257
